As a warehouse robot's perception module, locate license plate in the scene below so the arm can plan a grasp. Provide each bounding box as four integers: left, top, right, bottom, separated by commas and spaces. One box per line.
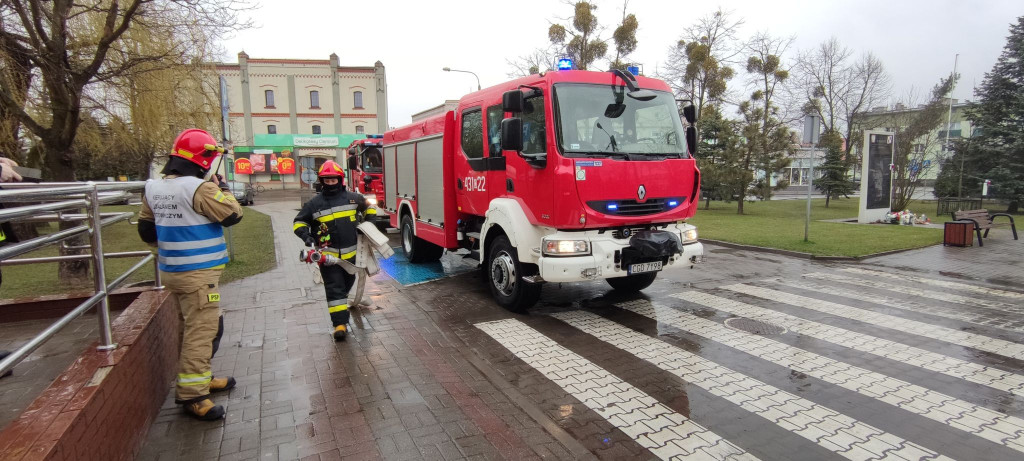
628, 261, 662, 274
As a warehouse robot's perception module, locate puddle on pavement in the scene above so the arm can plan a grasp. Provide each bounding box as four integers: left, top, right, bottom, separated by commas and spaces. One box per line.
377, 247, 477, 285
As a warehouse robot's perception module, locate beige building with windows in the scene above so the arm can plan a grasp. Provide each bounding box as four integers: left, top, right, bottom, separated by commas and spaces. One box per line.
210, 52, 389, 190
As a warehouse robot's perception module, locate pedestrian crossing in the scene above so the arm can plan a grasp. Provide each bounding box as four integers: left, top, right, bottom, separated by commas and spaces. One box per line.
474, 267, 1024, 460
773, 277, 1024, 333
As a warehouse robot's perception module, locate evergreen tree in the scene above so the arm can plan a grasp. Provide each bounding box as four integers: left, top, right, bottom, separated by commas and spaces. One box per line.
967, 16, 1024, 212
694, 105, 744, 208
814, 130, 857, 207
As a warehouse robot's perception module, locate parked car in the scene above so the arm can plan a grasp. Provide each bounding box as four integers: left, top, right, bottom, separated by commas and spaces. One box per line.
228, 182, 254, 205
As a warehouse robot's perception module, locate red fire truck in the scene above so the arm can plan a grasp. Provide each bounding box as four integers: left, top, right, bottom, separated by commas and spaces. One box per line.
345, 135, 388, 226
382, 68, 704, 310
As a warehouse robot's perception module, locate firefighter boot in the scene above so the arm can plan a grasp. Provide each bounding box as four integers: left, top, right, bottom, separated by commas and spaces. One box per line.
210, 376, 236, 392
333, 325, 347, 342
183, 399, 225, 421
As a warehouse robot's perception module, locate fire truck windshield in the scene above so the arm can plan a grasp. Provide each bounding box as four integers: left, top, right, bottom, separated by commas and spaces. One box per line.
362, 147, 383, 173
554, 83, 688, 159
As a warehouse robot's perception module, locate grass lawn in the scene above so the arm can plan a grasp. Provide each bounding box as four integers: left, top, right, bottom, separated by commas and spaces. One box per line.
689, 198, 942, 258
1, 205, 276, 299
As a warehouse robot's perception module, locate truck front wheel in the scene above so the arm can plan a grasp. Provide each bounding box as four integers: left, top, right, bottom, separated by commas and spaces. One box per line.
401, 215, 443, 263
487, 235, 541, 312
606, 272, 658, 292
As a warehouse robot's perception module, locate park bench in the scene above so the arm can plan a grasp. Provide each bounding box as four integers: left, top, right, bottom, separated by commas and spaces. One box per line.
951, 209, 1018, 247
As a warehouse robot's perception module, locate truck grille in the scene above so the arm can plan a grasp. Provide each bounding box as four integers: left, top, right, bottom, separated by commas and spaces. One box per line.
586, 197, 684, 216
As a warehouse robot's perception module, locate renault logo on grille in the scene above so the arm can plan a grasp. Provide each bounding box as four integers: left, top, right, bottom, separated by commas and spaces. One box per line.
637, 184, 647, 202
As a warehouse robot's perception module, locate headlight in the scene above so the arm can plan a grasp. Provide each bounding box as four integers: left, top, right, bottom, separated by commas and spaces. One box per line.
543, 239, 590, 256
366, 197, 378, 206
682, 228, 698, 243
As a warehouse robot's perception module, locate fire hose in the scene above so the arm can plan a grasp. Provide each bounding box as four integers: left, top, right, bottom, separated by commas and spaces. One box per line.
298, 222, 394, 307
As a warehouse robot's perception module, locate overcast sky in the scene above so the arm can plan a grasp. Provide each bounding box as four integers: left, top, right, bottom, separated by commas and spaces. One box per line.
221, 0, 1022, 129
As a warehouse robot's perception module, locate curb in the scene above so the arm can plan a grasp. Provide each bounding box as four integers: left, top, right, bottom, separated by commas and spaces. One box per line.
700, 239, 935, 262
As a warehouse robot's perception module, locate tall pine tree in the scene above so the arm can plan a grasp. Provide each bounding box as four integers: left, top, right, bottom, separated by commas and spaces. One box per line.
968, 16, 1024, 212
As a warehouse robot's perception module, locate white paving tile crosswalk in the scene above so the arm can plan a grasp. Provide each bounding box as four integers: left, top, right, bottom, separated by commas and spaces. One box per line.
672, 291, 1024, 397
551, 310, 953, 461
774, 277, 1024, 333
723, 284, 1024, 360
839, 267, 1024, 301
475, 318, 757, 461
805, 272, 1024, 316
609, 300, 1024, 454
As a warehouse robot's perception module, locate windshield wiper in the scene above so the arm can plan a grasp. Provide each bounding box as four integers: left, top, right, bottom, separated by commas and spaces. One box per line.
595, 122, 619, 152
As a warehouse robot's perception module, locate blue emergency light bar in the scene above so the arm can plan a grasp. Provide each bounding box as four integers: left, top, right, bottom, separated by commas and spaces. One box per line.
557, 58, 574, 70
627, 66, 640, 76
367, 134, 383, 138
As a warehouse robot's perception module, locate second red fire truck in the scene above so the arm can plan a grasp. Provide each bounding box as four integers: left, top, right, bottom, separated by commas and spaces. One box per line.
346, 135, 388, 227
382, 67, 704, 310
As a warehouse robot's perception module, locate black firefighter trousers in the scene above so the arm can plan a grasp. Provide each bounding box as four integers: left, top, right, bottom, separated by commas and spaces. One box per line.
320, 261, 355, 327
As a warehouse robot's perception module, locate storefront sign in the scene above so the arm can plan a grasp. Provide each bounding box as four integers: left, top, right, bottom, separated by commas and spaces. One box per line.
294, 136, 340, 147
278, 157, 296, 174
235, 158, 253, 174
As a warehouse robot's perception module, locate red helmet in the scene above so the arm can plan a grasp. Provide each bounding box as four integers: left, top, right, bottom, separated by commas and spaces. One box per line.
317, 160, 344, 179
170, 129, 224, 169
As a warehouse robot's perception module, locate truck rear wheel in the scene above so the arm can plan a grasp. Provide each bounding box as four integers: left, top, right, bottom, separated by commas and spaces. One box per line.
401, 215, 443, 263
487, 235, 541, 312
606, 272, 658, 292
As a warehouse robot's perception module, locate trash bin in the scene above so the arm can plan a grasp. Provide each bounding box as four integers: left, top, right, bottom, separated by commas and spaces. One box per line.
943, 221, 973, 247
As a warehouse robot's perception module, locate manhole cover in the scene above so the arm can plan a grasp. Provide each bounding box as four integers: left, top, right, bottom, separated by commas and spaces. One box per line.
724, 317, 787, 335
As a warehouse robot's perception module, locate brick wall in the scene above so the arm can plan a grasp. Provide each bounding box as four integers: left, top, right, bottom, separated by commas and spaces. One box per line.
0, 289, 178, 460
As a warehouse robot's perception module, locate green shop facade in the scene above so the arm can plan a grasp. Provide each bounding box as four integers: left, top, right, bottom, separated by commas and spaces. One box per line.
229, 133, 366, 190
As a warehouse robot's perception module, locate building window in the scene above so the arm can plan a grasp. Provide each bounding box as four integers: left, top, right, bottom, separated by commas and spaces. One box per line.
265, 90, 275, 107
312, 125, 321, 134
460, 108, 483, 159
355, 125, 364, 134
353, 91, 363, 109
310, 90, 320, 108
267, 124, 277, 134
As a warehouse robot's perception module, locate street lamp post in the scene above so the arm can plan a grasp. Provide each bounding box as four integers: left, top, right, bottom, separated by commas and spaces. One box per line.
442, 67, 481, 91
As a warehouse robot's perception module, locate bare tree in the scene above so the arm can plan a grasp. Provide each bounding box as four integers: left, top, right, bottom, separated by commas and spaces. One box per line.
506, 48, 558, 78
662, 8, 744, 122
796, 38, 891, 162
746, 33, 795, 200
0, 0, 251, 181
0, 0, 250, 283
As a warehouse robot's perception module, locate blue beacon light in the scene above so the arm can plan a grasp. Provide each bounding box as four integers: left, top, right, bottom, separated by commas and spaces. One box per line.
607, 203, 618, 211
557, 58, 574, 70
668, 200, 679, 207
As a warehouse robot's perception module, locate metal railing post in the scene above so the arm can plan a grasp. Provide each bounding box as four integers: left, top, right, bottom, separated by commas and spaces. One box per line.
153, 257, 163, 290
88, 183, 117, 351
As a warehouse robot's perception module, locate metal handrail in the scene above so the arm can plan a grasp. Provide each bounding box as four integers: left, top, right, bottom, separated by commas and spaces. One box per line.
0, 181, 160, 377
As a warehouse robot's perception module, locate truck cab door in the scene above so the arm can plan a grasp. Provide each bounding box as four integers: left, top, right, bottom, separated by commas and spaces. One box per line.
453, 106, 498, 217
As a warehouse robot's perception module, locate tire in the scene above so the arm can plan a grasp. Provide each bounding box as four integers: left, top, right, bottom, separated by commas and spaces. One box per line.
486, 235, 541, 312
606, 272, 658, 292
401, 214, 443, 263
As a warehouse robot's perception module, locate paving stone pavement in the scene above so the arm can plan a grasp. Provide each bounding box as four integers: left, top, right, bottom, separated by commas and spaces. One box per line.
139, 200, 1024, 460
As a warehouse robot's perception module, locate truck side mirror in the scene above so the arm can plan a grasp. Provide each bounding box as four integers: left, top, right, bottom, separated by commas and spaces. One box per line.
500, 118, 523, 152
502, 90, 525, 113
682, 105, 696, 125
686, 126, 697, 156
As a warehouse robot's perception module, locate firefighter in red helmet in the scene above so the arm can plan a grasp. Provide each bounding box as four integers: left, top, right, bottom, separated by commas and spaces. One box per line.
293, 160, 376, 341
137, 128, 242, 420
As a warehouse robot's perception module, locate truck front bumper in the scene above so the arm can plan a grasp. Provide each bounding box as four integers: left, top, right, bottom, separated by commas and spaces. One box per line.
535, 223, 704, 283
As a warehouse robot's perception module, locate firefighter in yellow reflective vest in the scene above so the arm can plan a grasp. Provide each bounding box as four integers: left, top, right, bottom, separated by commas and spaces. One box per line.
138, 129, 242, 421
293, 160, 376, 341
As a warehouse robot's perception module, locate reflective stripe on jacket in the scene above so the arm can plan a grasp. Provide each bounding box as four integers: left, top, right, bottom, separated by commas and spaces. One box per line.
145, 176, 228, 272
